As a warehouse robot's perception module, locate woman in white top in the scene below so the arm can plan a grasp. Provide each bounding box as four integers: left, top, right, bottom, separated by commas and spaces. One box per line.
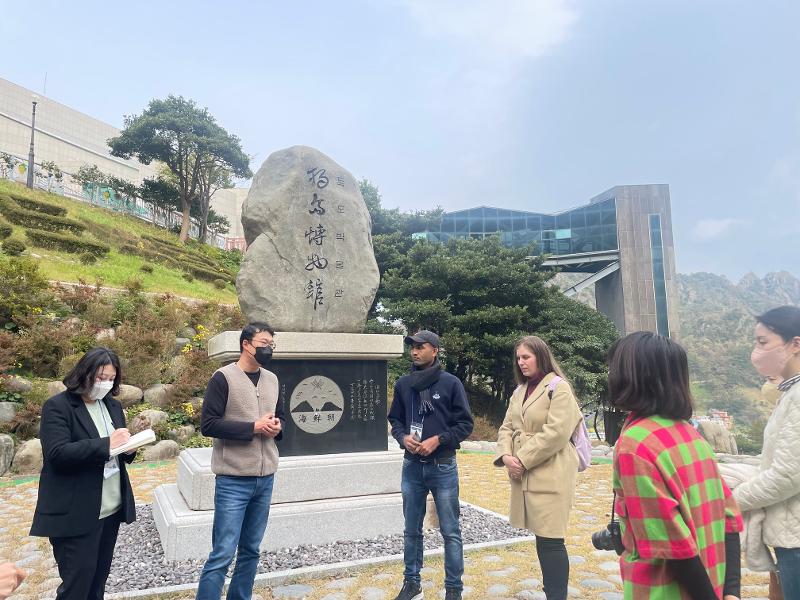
734, 305, 800, 600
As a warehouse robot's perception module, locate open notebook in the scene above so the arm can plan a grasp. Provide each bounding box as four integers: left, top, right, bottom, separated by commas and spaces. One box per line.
109, 428, 157, 457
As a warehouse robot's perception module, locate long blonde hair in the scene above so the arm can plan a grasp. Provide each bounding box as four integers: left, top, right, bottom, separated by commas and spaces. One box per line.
512, 335, 566, 385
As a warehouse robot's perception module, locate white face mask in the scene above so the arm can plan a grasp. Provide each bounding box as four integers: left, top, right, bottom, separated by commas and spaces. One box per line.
90, 380, 113, 400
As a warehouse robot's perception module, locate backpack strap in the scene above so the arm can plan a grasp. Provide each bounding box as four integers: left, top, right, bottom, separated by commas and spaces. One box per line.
547, 375, 563, 399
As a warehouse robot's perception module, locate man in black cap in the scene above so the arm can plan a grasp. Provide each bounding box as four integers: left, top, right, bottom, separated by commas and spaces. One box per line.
388, 330, 474, 600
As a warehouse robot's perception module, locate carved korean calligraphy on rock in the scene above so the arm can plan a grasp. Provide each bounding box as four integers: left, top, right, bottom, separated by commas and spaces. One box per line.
237, 145, 379, 332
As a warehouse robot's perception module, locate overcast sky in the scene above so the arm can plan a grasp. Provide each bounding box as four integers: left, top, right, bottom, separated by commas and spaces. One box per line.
2, 0, 798, 280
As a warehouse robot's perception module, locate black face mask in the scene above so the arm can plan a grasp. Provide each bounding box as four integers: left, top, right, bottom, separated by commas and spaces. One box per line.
253, 345, 273, 366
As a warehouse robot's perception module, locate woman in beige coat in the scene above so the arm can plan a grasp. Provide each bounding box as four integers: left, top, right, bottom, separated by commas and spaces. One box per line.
495, 336, 583, 600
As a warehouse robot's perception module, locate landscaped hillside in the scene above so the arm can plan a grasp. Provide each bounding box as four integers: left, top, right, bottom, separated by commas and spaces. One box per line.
0, 179, 239, 303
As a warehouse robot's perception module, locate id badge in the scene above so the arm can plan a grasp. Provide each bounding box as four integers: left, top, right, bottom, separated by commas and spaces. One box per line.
410, 421, 423, 441
103, 457, 120, 479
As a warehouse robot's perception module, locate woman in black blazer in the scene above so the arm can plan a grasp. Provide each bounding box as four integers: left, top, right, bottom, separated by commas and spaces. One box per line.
30, 347, 137, 600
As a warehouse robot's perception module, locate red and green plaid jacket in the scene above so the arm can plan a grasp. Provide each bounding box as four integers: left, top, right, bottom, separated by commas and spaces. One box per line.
612, 415, 743, 599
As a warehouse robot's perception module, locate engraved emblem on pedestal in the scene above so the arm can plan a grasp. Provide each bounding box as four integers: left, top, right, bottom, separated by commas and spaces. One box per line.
290, 375, 344, 434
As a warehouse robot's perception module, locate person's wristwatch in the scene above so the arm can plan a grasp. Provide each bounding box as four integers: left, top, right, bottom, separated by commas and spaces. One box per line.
437, 433, 446, 446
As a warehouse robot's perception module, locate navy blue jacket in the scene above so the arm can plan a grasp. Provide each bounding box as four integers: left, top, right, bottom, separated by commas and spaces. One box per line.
388, 367, 473, 459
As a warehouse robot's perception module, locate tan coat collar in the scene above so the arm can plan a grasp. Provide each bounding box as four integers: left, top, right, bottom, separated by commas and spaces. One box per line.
520, 371, 559, 415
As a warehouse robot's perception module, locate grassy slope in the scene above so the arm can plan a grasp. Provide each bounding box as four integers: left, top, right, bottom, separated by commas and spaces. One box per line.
0, 179, 238, 303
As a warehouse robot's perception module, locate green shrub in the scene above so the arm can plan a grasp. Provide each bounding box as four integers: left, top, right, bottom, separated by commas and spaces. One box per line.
0, 330, 17, 372
125, 401, 155, 420
54, 281, 102, 315
122, 236, 229, 279
140, 263, 154, 273
79, 252, 97, 265
23, 379, 53, 405
0, 256, 51, 329
120, 243, 179, 269
184, 256, 230, 276
4, 401, 41, 440
219, 248, 243, 272
2, 239, 25, 256
123, 278, 144, 294
0, 389, 23, 403
110, 293, 148, 326
58, 353, 83, 377
183, 434, 213, 448
25, 229, 109, 256
0, 196, 84, 235
0, 217, 11, 240
109, 310, 174, 388
10, 194, 68, 217
213, 278, 227, 289
12, 314, 80, 377
142, 235, 219, 268
185, 264, 233, 284
182, 272, 194, 282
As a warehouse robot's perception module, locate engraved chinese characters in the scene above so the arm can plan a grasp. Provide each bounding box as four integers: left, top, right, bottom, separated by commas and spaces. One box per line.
237, 146, 380, 332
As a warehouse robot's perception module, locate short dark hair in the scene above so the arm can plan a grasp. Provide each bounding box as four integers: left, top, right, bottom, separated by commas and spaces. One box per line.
62, 347, 122, 397
756, 306, 800, 342
607, 331, 693, 421
239, 322, 275, 352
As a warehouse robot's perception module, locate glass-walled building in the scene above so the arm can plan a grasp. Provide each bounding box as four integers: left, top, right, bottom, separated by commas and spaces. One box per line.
412, 185, 680, 339
412, 198, 618, 256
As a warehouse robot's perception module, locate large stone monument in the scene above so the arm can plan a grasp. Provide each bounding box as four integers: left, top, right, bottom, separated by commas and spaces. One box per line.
237, 145, 380, 333
153, 146, 405, 561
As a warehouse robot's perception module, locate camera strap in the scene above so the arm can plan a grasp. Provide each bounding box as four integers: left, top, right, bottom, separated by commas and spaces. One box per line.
610, 490, 618, 525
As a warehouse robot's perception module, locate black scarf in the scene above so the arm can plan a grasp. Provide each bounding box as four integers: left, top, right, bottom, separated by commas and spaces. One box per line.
409, 358, 442, 416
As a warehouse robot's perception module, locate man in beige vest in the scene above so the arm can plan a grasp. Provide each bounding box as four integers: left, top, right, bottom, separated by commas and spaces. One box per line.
196, 322, 283, 600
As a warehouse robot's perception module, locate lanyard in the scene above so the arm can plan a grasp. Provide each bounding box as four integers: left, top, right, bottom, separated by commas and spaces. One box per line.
88, 400, 112, 437
411, 392, 425, 426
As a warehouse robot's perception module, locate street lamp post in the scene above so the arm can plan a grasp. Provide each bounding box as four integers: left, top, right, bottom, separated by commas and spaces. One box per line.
26, 95, 38, 189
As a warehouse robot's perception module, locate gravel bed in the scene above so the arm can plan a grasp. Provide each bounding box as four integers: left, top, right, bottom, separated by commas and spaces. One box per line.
106, 504, 529, 593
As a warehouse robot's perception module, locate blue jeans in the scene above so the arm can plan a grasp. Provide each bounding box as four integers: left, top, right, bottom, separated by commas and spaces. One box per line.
775, 547, 800, 600
196, 474, 274, 600
401, 457, 464, 590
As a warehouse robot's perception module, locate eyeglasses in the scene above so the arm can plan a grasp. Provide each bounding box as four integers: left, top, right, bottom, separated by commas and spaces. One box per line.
251, 340, 276, 349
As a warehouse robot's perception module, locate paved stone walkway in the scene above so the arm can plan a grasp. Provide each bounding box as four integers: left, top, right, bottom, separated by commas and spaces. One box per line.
0, 455, 771, 599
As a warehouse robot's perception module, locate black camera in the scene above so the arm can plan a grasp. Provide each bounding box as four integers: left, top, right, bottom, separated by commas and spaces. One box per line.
591, 521, 624, 555
592, 490, 625, 555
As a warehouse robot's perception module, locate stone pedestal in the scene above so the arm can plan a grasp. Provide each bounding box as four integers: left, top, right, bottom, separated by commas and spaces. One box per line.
176, 447, 404, 510
154, 447, 405, 561
153, 330, 407, 561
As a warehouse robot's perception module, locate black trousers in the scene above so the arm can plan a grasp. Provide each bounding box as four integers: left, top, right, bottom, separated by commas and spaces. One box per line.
49, 511, 122, 600
536, 536, 569, 600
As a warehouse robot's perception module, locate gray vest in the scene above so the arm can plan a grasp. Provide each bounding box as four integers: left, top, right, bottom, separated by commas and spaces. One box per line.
210, 363, 280, 477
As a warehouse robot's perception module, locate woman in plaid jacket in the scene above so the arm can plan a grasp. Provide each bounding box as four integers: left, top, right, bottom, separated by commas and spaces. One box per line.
608, 332, 742, 600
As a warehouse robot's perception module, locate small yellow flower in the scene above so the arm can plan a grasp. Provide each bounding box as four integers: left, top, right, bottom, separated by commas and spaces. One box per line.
182, 402, 194, 416
181, 343, 191, 354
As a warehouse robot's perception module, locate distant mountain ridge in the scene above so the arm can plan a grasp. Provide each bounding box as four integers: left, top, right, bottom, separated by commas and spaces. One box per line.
555, 269, 799, 423
736, 271, 800, 307
677, 270, 798, 421
678, 270, 800, 344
